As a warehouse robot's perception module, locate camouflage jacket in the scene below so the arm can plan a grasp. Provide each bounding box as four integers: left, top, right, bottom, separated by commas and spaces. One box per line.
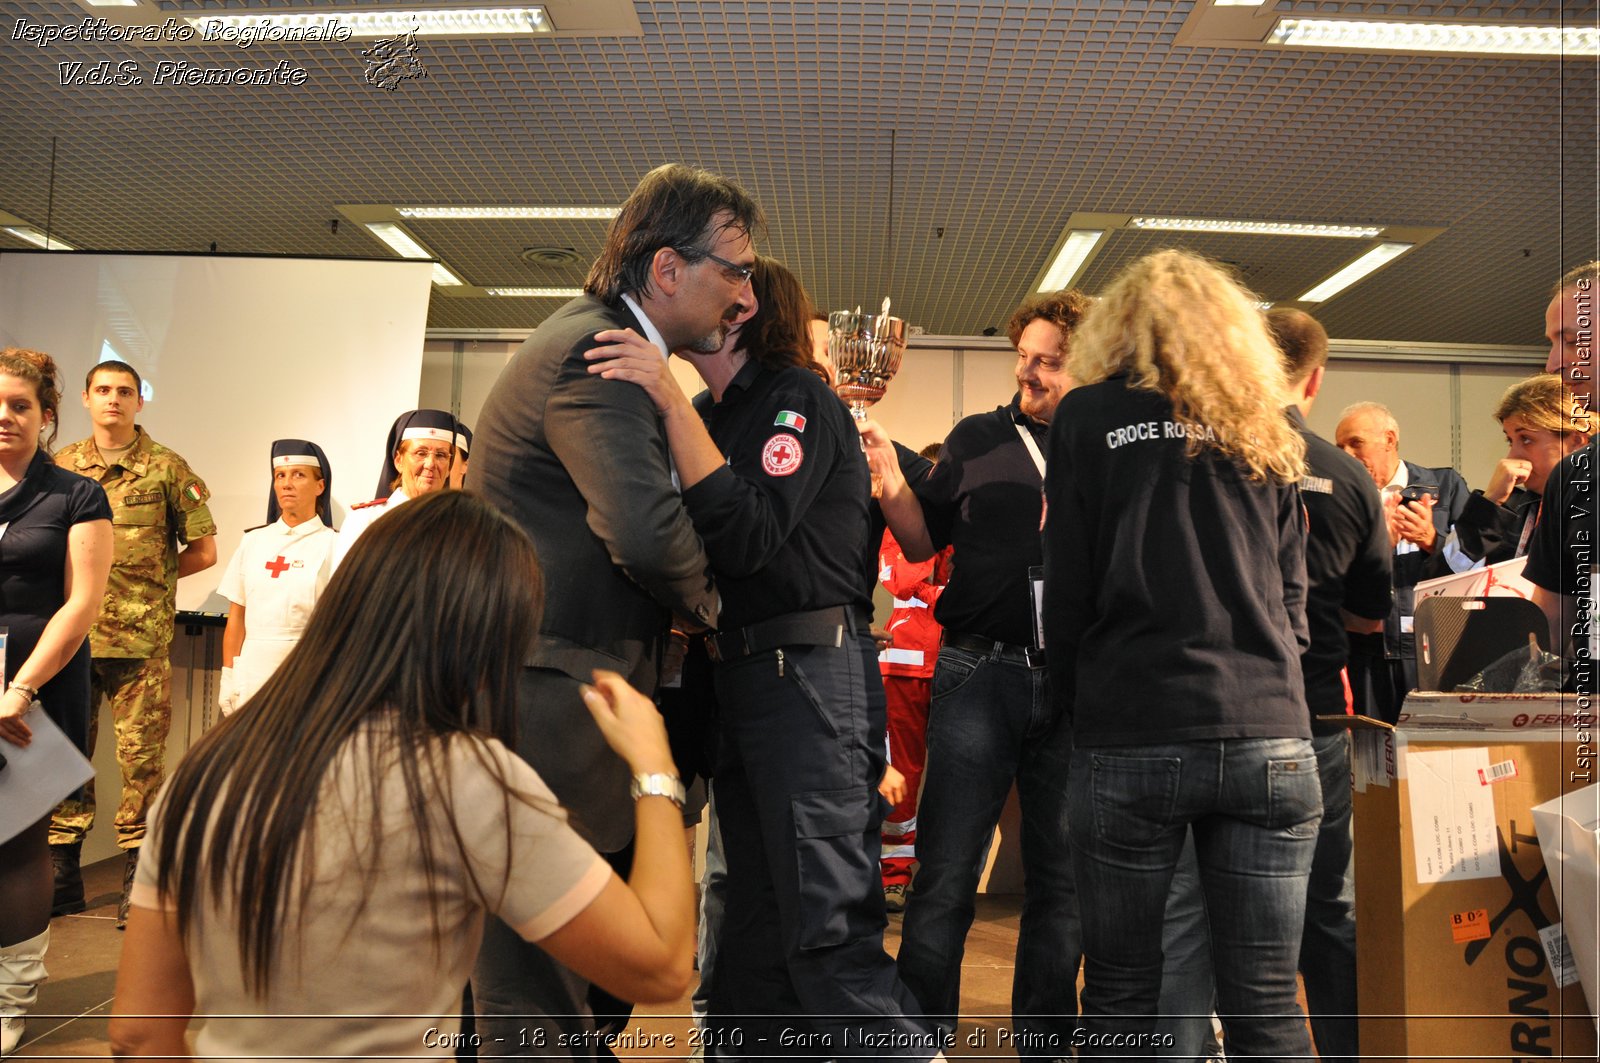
56, 427, 216, 657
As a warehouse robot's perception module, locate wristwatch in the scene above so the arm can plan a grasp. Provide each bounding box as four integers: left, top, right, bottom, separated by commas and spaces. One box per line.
630, 772, 686, 808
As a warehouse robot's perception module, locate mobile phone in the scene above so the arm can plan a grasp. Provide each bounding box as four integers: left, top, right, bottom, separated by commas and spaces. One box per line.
1399, 483, 1439, 505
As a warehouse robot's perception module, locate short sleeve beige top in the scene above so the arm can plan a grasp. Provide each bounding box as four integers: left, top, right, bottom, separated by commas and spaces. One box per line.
132, 721, 610, 1061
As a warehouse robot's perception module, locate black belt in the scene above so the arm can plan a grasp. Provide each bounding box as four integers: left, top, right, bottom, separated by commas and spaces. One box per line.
706, 606, 865, 662
943, 631, 1046, 668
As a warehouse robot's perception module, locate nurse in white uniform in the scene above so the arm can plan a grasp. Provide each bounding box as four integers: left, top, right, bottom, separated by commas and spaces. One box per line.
218, 439, 337, 714
331, 408, 461, 570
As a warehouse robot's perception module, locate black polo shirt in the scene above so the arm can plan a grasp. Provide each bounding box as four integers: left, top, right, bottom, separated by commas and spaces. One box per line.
683, 360, 871, 631
1291, 408, 1392, 726
914, 395, 1046, 648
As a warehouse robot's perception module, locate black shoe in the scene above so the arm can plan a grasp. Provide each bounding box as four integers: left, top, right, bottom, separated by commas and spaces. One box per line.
115, 848, 138, 930
50, 841, 86, 917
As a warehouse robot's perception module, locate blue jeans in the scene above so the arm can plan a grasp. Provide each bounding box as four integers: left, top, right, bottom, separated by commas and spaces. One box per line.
1300, 731, 1357, 1063
1154, 832, 1222, 1062
1068, 738, 1321, 1061
897, 644, 1080, 1062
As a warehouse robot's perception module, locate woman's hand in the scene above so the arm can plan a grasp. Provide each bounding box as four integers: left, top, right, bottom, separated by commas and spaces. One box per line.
585, 329, 689, 416
581, 669, 676, 777
0, 686, 34, 747
1485, 458, 1532, 505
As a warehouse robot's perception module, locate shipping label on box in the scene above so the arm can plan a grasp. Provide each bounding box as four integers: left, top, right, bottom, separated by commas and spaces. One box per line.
1407, 747, 1502, 882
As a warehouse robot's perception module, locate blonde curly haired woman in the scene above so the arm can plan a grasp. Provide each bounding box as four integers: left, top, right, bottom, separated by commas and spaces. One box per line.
1041, 249, 1319, 1059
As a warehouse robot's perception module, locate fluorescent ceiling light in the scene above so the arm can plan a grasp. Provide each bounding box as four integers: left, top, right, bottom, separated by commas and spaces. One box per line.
363, 222, 462, 286
188, 7, 553, 40
1130, 216, 1383, 239
1299, 241, 1413, 302
1214, 1, 1265, 6
1269, 18, 1598, 57
486, 287, 584, 297
4, 225, 75, 250
398, 206, 618, 220
365, 221, 431, 259
1037, 230, 1106, 292
83, 0, 139, 6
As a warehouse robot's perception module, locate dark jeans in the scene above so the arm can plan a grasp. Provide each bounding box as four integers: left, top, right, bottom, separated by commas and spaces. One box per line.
1300, 731, 1357, 1063
1068, 738, 1321, 1061
896, 644, 1080, 1062
708, 633, 934, 1060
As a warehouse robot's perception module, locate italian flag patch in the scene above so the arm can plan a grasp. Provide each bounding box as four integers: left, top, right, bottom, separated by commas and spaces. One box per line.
183, 483, 203, 503
773, 410, 806, 431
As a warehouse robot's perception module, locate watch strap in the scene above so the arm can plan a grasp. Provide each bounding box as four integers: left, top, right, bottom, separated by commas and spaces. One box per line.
630, 772, 686, 807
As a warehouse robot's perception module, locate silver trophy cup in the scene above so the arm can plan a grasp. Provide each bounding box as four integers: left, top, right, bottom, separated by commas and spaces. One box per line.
827, 300, 907, 420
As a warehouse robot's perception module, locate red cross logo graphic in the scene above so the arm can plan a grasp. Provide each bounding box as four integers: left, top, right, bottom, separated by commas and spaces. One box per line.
761, 432, 803, 477
265, 556, 290, 579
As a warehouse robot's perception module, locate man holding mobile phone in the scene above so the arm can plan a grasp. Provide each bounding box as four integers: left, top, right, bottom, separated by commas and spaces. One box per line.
1335, 402, 1468, 719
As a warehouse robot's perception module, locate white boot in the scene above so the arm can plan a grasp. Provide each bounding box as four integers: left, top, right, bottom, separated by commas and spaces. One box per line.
0, 927, 49, 1058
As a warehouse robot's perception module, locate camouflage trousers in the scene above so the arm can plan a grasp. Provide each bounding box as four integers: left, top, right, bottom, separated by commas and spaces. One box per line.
48, 656, 171, 850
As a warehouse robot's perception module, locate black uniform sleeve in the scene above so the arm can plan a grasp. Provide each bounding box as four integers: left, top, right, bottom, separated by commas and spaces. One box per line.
1279, 485, 1312, 653
1343, 476, 1394, 622
682, 385, 853, 579
1422, 489, 1526, 579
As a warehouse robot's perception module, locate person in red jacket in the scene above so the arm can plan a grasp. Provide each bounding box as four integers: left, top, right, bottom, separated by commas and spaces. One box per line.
877, 443, 950, 913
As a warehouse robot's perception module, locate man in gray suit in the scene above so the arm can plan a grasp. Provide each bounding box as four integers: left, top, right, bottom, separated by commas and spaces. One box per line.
470, 163, 761, 1051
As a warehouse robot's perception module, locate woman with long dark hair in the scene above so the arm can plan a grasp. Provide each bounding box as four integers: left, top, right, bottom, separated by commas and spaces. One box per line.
108, 491, 694, 1060
1041, 249, 1319, 1058
586, 257, 934, 1058
0, 348, 113, 1057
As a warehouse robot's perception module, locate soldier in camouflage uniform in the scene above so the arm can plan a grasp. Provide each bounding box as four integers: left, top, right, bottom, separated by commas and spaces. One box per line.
49, 360, 217, 927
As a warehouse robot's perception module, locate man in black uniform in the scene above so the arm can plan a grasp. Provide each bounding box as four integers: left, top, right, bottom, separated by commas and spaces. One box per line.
1272, 309, 1392, 1063
1335, 401, 1468, 718
869, 290, 1090, 1059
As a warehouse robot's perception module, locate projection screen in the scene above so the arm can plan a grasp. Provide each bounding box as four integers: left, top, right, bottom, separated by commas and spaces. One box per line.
0, 250, 434, 610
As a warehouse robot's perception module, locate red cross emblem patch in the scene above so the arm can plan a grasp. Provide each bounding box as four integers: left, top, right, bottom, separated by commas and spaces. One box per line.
761, 433, 803, 477
265, 556, 291, 578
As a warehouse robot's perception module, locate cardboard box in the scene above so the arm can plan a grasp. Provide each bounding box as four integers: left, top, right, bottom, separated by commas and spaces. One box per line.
1532, 783, 1600, 1032
1352, 693, 1598, 1060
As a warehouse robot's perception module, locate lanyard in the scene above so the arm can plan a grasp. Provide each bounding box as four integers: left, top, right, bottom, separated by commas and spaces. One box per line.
1015, 422, 1046, 479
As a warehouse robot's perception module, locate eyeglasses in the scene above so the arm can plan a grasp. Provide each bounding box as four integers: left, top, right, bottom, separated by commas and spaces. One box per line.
679, 246, 754, 285
407, 447, 453, 466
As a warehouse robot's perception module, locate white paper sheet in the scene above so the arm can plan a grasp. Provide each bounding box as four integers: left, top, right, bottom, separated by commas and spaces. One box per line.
0, 704, 96, 844
1406, 747, 1500, 883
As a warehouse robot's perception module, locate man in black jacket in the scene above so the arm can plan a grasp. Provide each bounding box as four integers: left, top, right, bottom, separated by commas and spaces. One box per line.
470, 164, 759, 1055
1335, 401, 1467, 718
1273, 309, 1392, 1063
